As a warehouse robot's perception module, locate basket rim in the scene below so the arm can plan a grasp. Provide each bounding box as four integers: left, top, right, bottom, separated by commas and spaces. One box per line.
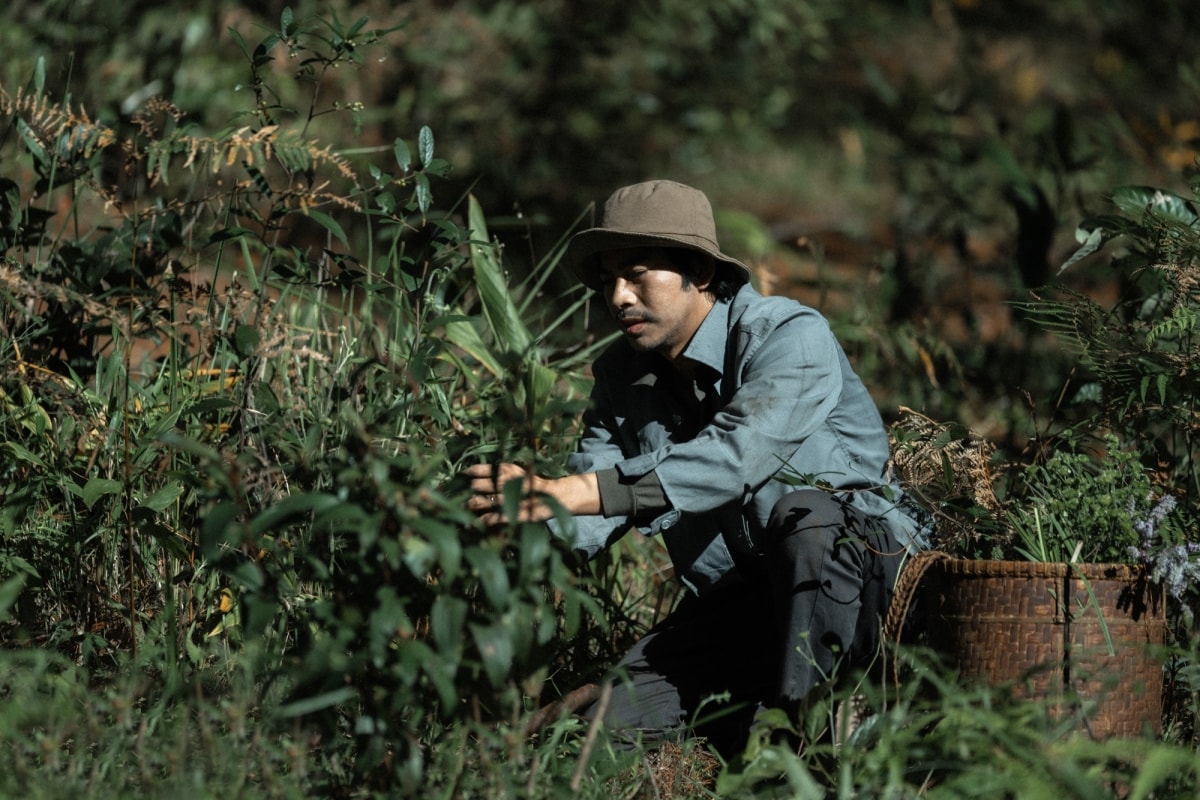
924, 556, 1147, 580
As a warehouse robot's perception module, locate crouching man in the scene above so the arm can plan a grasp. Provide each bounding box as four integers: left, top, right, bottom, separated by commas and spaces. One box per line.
466, 180, 929, 755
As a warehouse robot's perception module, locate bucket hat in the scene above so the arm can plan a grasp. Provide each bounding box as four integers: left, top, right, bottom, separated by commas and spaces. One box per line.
565, 180, 752, 291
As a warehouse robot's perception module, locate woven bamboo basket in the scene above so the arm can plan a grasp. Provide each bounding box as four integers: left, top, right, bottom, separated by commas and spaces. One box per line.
904, 555, 1166, 739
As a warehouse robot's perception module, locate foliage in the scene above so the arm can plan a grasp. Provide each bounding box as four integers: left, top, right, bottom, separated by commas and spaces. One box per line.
718, 646, 1200, 799
896, 182, 1200, 604
889, 180, 1200, 764
1006, 437, 1185, 565
1011, 184, 1200, 595
0, 9, 638, 794
1042, 184, 1200, 496
1, 2, 1199, 796
5, 0, 1199, 460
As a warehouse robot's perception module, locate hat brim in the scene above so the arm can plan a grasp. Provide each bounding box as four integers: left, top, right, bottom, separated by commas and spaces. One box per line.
566, 228, 751, 291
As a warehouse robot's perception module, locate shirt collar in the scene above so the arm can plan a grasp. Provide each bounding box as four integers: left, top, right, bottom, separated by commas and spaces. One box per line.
680, 297, 731, 379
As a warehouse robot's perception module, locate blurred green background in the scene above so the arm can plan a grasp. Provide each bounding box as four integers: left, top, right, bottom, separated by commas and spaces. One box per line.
4, 0, 1198, 444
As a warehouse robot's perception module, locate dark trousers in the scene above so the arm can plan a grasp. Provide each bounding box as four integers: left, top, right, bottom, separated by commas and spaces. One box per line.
587, 489, 905, 756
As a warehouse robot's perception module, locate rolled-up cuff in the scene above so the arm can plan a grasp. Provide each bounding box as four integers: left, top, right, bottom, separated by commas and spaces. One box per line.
596, 468, 670, 521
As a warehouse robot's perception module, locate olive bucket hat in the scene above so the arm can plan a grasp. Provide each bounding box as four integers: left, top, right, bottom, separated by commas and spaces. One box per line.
565, 180, 752, 291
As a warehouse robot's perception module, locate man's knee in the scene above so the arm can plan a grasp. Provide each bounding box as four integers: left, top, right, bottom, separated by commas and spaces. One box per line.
767, 489, 847, 539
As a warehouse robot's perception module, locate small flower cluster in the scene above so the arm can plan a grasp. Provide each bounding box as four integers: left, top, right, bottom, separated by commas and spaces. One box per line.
1126, 495, 1200, 601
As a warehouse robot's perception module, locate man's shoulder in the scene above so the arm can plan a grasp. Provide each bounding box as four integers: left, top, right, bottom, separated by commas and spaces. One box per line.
728, 284, 826, 331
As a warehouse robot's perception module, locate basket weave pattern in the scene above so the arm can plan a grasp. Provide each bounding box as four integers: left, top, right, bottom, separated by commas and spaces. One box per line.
920, 558, 1166, 739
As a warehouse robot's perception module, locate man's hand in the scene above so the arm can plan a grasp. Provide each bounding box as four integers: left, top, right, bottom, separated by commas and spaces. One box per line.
464, 463, 601, 526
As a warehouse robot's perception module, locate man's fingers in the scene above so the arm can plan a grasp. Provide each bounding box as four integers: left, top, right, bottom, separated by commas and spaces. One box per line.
465, 463, 534, 496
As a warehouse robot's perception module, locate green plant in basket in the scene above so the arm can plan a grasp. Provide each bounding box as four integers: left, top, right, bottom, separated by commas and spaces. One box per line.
1006, 435, 1187, 567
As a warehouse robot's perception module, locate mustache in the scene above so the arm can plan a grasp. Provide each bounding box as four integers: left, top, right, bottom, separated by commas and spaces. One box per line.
614, 308, 653, 322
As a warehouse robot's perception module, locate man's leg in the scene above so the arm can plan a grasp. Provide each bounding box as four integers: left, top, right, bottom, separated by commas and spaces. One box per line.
584, 580, 777, 757
760, 489, 904, 711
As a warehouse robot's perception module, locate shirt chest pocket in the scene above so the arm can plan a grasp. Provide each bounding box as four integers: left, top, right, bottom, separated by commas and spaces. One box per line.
620, 379, 696, 451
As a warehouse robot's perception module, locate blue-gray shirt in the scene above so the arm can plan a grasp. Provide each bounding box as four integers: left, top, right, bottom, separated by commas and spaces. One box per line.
551, 283, 928, 595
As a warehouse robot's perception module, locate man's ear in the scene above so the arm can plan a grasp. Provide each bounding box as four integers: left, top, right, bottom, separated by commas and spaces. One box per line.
694, 255, 717, 292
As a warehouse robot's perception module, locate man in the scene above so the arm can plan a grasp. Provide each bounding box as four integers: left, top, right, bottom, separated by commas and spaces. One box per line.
466, 180, 929, 755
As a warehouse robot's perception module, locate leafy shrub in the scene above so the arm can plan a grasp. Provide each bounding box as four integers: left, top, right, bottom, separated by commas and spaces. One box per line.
0, 9, 631, 793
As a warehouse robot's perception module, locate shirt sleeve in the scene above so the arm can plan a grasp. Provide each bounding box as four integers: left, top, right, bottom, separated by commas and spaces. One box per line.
613, 308, 843, 524
595, 468, 670, 521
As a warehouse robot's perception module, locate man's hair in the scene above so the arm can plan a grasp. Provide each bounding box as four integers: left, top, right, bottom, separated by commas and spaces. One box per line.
668, 249, 741, 301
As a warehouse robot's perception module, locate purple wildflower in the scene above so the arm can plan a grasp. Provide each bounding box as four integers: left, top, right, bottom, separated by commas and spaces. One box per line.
1127, 494, 1196, 601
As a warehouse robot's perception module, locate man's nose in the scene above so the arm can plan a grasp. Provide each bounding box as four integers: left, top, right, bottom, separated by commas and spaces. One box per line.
608, 278, 634, 308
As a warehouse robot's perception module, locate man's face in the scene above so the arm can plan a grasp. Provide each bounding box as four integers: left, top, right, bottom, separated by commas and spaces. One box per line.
597, 247, 715, 361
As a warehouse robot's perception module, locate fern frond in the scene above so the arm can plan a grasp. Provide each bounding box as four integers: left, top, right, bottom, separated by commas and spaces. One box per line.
1146, 304, 1200, 346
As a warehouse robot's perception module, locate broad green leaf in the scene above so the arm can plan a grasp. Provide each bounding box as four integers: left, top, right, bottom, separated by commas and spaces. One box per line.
254, 35, 281, 65
141, 482, 184, 513
0, 574, 27, 622
3, 443, 46, 470
304, 209, 348, 245
1058, 225, 1105, 274
249, 492, 342, 536
981, 139, 1038, 208
415, 173, 431, 214
158, 430, 222, 462
423, 157, 451, 178
420, 646, 460, 710
467, 194, 533, 353
208, 226, 258, 244
16, 119, 46, 162
393, 137, 411, 171
1127, 745, 1200, 799
409, 515, 463, 582
274, 687, 358, 719
430, 595, 467, 656
312, 501, 373, 536
418, 125, 434, 167
469, 620, 515, 687
518, 524, 551, 584
228, 560, 264, 592
234, 324, 260, 357
465, 547, 510, 611
201, 500, 242, 557
369, 586, 413, 656
82, 477, 122, 509
3, 555, 39, 579
228, 28, 253, 62
184, 635, 204, 666
1111, 185, 1199, 225
523, 360, 557, 416
153, 146, 171, 186
177, 398, 233, 423
252, 381, 281, 414
401, 537, 435, 576
439, 316, 505, 378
